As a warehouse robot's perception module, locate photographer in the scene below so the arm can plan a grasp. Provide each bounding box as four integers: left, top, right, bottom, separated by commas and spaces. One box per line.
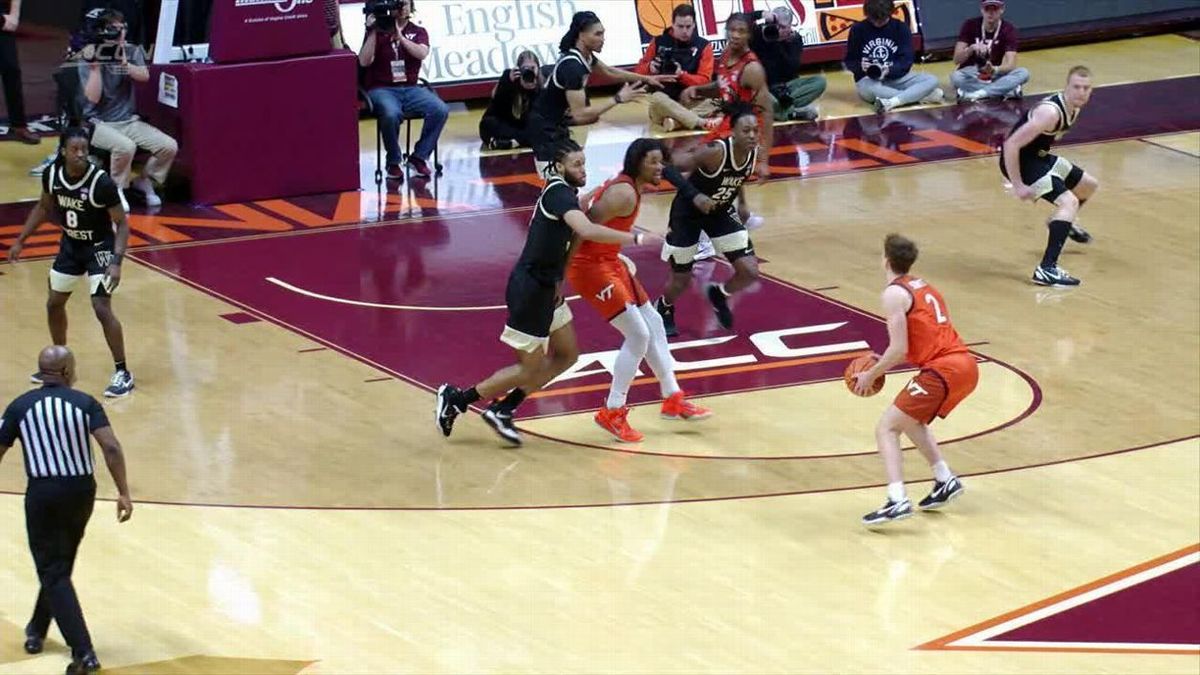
951, 0, 1028, 102
843, 0, 941, 113
78, 8, 177, 206
634, 4, 718, 133
527, 11, 675, 176
750, 7, 825, 122
359, 0, 449, 180
478, 51, 542, 150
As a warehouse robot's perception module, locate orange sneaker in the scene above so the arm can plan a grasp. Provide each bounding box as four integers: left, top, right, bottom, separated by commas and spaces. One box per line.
660, 391, 713, 421
595, 406, 644, 443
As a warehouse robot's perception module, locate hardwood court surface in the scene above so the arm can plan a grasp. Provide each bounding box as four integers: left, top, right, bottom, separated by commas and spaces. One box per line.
0, 35, 1197, 675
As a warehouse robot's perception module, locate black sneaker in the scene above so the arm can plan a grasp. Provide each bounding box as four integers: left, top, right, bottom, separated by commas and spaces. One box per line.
706, 283, 733, 329
1032, 265, 1081, 287
488, 138, 518, 150
29, 372, 43, 385
66, 652, 101, 674
861, 498, 914, 526
655, 297, 678, 338
1068, 224, 1092, 244
918, 477, 965, 510
435, 384, 463, 438
103, 370, 134, 398
23, 633, 44, 654
481, 405, 522, 446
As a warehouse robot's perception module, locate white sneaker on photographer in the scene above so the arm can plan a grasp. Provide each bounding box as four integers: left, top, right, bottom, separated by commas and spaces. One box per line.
133, 177, 161, 207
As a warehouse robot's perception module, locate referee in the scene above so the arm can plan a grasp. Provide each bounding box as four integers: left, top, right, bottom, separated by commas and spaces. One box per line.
0, 346, 132, 675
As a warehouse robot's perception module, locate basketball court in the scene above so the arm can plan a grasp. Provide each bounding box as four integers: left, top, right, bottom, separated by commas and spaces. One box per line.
0, 32, 1197, 675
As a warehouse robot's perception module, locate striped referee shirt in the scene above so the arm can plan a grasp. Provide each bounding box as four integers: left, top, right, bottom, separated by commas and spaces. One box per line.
0, 384, 106, 479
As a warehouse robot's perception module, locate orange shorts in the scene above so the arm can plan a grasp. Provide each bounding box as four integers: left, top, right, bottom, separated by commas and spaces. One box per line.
566, 258, 649, 321
894, 352, 980, 425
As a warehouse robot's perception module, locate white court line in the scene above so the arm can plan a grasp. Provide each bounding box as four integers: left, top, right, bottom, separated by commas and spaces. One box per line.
265, 276, 580, 312
949, 551, 1199, 650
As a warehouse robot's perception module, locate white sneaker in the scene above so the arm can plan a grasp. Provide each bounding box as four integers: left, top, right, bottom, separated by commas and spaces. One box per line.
920, 87, 945, 105
961, 89, 988, 103
133, 177, 162, 206
874, 96, 899, 113
744, 213, 765, 230
694, 235, 716, 260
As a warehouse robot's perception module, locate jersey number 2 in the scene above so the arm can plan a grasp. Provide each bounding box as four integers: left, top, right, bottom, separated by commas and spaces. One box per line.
925, 294, 948, 324
65, 210, 78, 229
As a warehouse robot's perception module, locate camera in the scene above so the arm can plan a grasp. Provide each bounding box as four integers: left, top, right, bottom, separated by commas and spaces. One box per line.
520, 65, 537, 84
751, 8, 794, 43
656, 46, 681, 74
865, 63, 884, 80
364, 0, 400, 32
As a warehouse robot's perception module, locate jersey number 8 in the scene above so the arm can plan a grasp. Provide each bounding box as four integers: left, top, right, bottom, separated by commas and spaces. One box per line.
65, 210, 79, 229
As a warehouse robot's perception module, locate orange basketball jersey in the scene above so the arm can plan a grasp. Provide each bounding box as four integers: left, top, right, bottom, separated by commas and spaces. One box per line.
889, 275, 969, 368
716, 50, 759, 105
574, 174, 640, 263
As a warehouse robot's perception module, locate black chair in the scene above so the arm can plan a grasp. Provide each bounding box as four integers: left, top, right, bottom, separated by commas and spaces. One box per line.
358, 68, 444, 184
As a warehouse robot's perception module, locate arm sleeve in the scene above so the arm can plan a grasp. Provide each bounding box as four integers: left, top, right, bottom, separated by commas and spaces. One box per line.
0, 403, 19, 447
94, 174, 121, 209
86, 396, 111, 432
843, 25, 864, 79
634, 41, 657, 76
889, 23, 915, 79
543, 184, 581, 219
679, 43, 715, 87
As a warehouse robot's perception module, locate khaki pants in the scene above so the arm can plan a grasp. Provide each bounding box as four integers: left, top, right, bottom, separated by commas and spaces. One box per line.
89, 118, 178, 189
647, 92, 719, 130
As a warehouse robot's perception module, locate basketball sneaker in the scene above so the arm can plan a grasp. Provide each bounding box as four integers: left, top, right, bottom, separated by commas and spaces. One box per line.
920, 87, 946, 105
918, 477, 965, 510
706, 283, 733, 329
594, 406, 643, 443
1068, 224, 1092, 244
655, 297, 678, 338
660, 391, 712, 421
482, 404, 522, 446
435, 383, 464, 437
861, 498, 914, 526
1032, 265, 1081, 287
103, 370, 134, 398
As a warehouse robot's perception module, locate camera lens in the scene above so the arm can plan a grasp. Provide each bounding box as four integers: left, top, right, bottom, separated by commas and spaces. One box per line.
763, 24, 779, 41
520, 68, 536, 83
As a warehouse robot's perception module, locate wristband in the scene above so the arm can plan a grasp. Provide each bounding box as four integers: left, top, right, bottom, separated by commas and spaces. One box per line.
633, 231, 643, 246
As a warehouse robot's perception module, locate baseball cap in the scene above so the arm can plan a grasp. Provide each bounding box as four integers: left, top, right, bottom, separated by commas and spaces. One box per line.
981, 0, 1005, 7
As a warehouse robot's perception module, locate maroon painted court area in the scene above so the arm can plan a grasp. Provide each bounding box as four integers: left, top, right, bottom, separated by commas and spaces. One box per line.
994, 562, 1200, 646
134, 212, 909, 418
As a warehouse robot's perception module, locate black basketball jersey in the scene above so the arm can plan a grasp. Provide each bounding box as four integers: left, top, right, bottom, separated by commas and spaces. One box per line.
42, 162, 121, 247
682, 138, 758, 210
513, 177, 581, 285
1010, 93, 1078, 158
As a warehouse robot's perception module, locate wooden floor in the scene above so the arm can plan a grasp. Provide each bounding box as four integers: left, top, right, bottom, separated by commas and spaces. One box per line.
0, 36, 1197, 674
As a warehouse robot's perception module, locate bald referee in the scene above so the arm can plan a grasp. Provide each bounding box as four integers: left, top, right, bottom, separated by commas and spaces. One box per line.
0, 346, 132, 675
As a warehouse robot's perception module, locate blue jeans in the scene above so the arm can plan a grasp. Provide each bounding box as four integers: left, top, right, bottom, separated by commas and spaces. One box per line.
367, 85, 449, 166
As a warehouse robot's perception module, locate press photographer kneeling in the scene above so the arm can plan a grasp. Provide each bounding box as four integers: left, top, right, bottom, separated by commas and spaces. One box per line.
479, 51, 543, 150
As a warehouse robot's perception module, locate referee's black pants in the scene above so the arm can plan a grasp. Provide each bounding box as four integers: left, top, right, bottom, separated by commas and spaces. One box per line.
25, 476, 96, 657
0, 30, 29, 128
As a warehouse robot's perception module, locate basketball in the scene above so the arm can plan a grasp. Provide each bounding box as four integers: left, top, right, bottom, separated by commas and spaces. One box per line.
844, 354, 884, 396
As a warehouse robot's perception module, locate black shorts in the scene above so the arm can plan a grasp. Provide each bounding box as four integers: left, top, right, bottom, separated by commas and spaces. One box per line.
1001, 152, 1085, 204
661, 197, 754, 272
526, 112, 570, 163
500, 270, 573, 353
49, 238, 116, 297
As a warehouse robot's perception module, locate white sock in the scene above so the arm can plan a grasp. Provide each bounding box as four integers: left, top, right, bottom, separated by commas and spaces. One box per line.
606, 308, 650, 409
932, 460, 953, 483
887, 482, 907, 503
637, 303, 680, 398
